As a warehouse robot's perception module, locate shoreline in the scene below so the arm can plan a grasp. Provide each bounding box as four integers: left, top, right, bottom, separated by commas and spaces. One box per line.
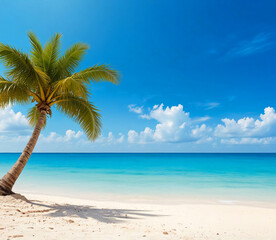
1, 192, 276, 240
15, 189, 276, 209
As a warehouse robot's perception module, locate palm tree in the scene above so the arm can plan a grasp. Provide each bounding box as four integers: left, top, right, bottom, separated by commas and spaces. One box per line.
0, 32, 119, 195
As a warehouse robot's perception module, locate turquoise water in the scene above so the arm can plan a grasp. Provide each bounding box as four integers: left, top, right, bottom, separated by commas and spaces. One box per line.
0, 153, 276, 202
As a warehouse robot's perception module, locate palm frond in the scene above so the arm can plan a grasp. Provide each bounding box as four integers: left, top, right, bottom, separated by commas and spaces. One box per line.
28, 31, 43, 68
0, 76, 30, 107
55, 95, 101, 140
0, 43, 49, 89
52, 77, 90, 100
27, 106, 47, 128
71, 64, 120, 84
0, 32, 119, 143
53, 43, 89, 81
43, 33, 62, 78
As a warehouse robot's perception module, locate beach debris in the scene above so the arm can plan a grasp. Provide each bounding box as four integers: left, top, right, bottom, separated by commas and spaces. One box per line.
49, 227, 54, 230
163, 231, 168, 235
217, 233, 219, 235
16, 208, 51, 214
11, 235, 24, 238
67, 219, 74, 223
16, 209, 24, 214
142, 235, 146, 237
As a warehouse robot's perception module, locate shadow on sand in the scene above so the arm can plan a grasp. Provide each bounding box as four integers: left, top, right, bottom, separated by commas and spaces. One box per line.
11, 194, 165, 224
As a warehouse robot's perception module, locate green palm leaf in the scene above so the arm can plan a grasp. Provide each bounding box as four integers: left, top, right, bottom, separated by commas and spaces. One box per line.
0, 32, 119, 141
27, 106, 47, 128
0, 77, 30, 107
0, 43, 49, 89
53, 43, 89, 81
0, 32, 121, 195
43, 33, 62, 78
71, 64, 120, 84
55, 95, 101, 141
53, 77, 90, 100
28, 31, 44, 68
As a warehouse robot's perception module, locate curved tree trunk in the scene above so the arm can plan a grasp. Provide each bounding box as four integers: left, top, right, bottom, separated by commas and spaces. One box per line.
0, 110, 46, 196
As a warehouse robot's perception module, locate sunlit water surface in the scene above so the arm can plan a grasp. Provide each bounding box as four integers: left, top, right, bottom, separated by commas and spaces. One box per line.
0, 153, 275, 203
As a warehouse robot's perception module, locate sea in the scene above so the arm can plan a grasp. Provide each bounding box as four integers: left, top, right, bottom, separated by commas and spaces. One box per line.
0, 153, 276, 203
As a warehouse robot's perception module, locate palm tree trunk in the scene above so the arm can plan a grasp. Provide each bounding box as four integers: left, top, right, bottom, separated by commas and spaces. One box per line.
0, 110, 46, 196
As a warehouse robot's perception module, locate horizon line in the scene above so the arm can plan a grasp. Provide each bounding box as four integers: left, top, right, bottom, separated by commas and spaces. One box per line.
1, 152, 276, 154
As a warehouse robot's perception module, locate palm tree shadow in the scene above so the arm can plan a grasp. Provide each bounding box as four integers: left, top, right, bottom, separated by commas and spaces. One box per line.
12, 194, 165, 224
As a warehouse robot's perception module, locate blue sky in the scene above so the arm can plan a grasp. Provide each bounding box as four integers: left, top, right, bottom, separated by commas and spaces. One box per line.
0, 0, 276, 152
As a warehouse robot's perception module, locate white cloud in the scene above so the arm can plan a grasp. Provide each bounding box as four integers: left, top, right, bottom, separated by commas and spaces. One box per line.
40, 130, 83, 143
215, 107, 276, 138
128, 130, 139, 143
221, 137, 273, 145
30, 128, 123, 146
0, 106, 30, 135
140, 114, 151, 119
41, 132, 60, 142
95, 132, 125, 145
0, 135, 30, 143
128, 104, 143, 114
228, 33, 272, 57
193, 116, 211, 123
117, 133, 125, 143
107, 132, 114, 143
2, 105, 276, 150
64, 130, 83, 141
205, 102, 220, 110
194, 101, 220, 110
192, 124, 212, 139
128, 104, 211, 144
128, 104, 276, 145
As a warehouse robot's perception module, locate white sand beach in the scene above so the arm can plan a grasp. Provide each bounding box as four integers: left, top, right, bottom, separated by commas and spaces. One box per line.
0, 193, 275, 240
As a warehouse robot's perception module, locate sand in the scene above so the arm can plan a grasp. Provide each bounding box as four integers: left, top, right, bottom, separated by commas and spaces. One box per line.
0, 193, 275, 240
